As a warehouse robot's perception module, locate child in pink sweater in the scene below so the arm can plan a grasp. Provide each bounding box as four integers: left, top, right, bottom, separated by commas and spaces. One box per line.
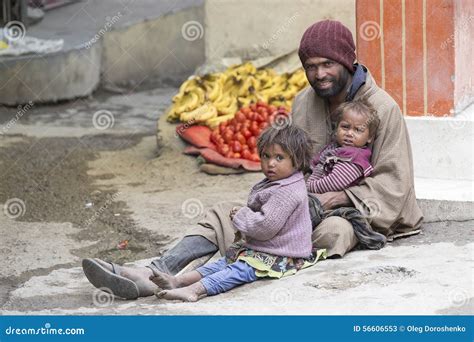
307, 98, 380, 194
150, 125, 325, 302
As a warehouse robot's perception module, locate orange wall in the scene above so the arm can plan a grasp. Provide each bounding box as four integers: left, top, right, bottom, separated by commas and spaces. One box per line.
356, 0, 455, 116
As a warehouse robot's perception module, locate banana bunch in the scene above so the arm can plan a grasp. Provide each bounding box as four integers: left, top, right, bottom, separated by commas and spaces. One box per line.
166, 62, 309, 126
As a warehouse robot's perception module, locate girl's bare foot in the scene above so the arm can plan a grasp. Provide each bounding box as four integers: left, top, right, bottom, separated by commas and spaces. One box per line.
149, 270, 180, 289
156, 282, 207, 302
150, 269, 203, 290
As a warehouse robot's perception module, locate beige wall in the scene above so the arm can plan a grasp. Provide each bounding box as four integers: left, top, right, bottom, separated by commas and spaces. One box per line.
205, 0, 356, 61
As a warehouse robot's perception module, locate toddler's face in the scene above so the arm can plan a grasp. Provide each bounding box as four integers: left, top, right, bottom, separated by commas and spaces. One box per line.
260, 144, 295, 181
335, 109, 372, 148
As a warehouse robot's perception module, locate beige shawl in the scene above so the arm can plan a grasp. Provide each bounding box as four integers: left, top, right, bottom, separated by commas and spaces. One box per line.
292, 69, 423, 236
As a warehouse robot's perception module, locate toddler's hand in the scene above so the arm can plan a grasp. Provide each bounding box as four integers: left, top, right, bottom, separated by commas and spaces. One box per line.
229, 206, 240, 221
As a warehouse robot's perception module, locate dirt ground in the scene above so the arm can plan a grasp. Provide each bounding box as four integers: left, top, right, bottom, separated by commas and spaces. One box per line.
0, 87, 472, 315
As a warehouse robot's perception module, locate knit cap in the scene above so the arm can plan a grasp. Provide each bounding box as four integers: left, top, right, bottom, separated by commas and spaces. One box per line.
298, 20, 356, 73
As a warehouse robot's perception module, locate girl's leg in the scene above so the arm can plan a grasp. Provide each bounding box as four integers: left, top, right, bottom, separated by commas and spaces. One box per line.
150, 257, 228, 289
156, 260, 257, 302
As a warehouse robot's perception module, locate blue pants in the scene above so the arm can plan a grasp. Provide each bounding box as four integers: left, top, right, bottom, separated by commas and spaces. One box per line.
196, 257, 257, 296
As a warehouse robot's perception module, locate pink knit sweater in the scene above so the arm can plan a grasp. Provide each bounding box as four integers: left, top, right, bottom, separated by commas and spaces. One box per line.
232, 171, 312, 258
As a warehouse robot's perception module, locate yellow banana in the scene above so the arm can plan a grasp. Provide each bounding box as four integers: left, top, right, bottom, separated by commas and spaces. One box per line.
180, 103, 218, 123
205, 79, 223, 102
205, 113, 234, 129
174, 91, 200, 114
213, 93, 233, 110
217, 97, 238, 116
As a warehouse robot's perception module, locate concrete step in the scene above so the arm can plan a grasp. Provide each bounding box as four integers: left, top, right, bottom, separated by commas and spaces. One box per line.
0, 0, 204, 105
415, 177, 473, 222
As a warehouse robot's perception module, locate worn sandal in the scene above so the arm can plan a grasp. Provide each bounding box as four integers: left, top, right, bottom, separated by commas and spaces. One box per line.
82, 258, 140, 300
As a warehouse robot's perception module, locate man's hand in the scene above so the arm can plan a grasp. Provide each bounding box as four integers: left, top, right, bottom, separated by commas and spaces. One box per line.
313, 191, 352, 210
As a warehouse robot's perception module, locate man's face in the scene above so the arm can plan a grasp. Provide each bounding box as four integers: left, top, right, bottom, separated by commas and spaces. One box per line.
303, 57, 350, 98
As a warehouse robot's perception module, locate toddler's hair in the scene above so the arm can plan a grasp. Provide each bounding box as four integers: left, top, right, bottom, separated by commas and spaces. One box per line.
257, 124, 313, 172
333, 98, 380, 138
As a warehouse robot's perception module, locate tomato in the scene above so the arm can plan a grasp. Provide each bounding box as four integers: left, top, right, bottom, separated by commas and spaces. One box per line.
225, 151, 233, 159
261, 111, 269, 121
235, 112, 246, 123
232, 141, 242, 153
235, 123, 242, 132
241, 128, 252, 139
223, 130, 233, 144
250, 123, 260, 136
247, 136, 257, 148
235, 132, 246, 145
242, 149, 252, 160
241, 107, 251, 116
220, 144, 230, 155
268, 105, 277, 113
250, 104, 257, 111
233, 152, 241, 159
259, 122, 268, 129
249, 153, 260, 162
255, 114, 264, 123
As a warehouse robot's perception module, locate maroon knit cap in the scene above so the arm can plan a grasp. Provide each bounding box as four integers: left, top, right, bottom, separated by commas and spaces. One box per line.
298, 20, 356, 73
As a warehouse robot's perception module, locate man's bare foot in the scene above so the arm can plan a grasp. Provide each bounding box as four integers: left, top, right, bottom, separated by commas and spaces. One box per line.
149, 269, 180, 289
94, 258, 157, 297
156, 282, 207, 302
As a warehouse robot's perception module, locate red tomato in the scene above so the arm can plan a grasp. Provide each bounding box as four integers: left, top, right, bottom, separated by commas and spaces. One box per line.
249, 153, 260, 162
250, 104, 257, 111
220, 144, 230, 155
250, 123, 259, 136
259, 122, 268, 129
256, 100, 267, 108
255, 114, 264, 123
233, 152, 241, 159
268, 105, 277, 113
247, 136, 257, 148
232, 141, 242, 153
235, 112, 246, 123
234, 132, 246, 145
235, 123, 242, 131
241, 128, 252, 139
223, 130, 233, 144
242, 149, 252, 160
241, 107, 251, 116
225, 151, 233, 159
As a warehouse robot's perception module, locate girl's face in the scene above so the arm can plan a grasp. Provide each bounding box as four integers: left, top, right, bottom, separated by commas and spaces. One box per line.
260, 143, 295, 181
335, 109, 372, 148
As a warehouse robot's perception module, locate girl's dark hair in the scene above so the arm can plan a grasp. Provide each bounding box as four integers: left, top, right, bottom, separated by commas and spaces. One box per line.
257, 124, 313, 172
333, 98, 380, 138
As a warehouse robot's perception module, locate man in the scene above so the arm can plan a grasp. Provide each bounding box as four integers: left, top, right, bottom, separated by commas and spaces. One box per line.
83, 20, 423, 300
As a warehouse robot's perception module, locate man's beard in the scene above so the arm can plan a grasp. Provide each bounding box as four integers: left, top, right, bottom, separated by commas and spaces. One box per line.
311, 69, 350, 98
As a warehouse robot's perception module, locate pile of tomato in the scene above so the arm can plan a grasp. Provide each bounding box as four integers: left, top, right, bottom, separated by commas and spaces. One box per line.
210, 101, 290, 162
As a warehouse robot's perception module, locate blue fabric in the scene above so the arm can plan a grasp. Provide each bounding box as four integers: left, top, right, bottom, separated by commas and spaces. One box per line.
196, 257, 258, 296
